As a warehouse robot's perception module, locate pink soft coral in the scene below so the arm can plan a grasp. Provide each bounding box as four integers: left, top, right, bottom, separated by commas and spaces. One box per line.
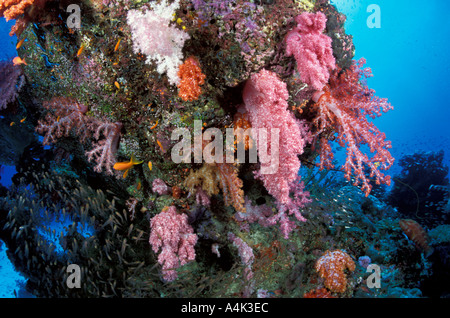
242, 69, 312, 238
36, 97, 122, 176
149, 206, 198, 282
285, 12, 336, 91
312, 58, 394, 196
36, 97, 91, 145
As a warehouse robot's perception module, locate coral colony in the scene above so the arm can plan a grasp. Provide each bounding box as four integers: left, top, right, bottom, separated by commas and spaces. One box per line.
1, 0, 447, 299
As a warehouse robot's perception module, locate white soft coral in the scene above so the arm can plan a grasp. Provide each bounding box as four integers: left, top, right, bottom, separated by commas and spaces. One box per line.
127, 0, 189, 85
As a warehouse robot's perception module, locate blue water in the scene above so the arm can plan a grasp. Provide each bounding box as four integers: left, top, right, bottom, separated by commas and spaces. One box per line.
333, 0, 450, 174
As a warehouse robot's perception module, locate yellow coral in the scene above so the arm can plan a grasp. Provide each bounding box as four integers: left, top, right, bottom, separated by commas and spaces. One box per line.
295, 0, 316, 12
184, 163, 245, 213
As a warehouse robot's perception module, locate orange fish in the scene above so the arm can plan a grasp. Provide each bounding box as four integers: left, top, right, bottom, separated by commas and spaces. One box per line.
114, 81, 120, 89
13, 57, 27, 66
113, 155, 143, 178
10, 122, 15, 126
156, 140, 164, 152
114, 39, 121, 52
16, 38, 25, 49
136, 181, 142, 190
150, 120, 158, 130
148, 161, 152, 171
77, 44, 85, 57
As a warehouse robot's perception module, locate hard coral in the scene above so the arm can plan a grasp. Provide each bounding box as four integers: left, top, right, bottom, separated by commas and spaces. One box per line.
315, 249, 355, 293
177, 56, 206, 102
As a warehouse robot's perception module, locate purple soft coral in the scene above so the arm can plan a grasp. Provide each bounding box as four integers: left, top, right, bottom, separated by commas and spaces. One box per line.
86, 121, 122, 175
0, 60, 25, 110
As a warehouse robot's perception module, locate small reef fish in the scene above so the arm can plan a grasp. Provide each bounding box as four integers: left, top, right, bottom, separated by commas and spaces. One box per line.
77, 44, 85, 57
13, 57, 27, 66
20, 117, 26, 123
10, 122, 15, 126
150, 120, 158, 130
156, 140, 164, 152
16, 38, 26, 49
114, 81, 120, 89
113, 155, 143, 178
136, 181, 142, 190
148, 161, 152, 171
114, 39, 121, 52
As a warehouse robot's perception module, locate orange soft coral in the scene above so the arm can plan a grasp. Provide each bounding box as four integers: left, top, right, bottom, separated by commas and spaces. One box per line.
315, 249, 355, 293
0, 0, 34, 21
177, 56, 206, 101
303, 287, 336, 298
184, 162, 245, 214
233, 111, 253, 151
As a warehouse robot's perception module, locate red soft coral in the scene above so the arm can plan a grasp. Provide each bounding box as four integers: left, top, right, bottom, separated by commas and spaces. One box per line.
242, 69, 312, 238
312, 58, 394, 196
36, 97, 122, 176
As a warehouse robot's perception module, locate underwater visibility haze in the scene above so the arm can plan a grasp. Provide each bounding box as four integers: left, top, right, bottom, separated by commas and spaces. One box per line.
0, 0, 449, 300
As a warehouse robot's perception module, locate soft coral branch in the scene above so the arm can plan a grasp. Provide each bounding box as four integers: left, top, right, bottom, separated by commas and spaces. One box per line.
36, 97, 122, 175
312, 58, 394, 196
86, 121, 122, 175
36, 97, 91, 145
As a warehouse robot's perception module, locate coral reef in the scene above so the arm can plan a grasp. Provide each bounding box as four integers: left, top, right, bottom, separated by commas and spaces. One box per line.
3, 0, 441, 300
388, 150, 449, 225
